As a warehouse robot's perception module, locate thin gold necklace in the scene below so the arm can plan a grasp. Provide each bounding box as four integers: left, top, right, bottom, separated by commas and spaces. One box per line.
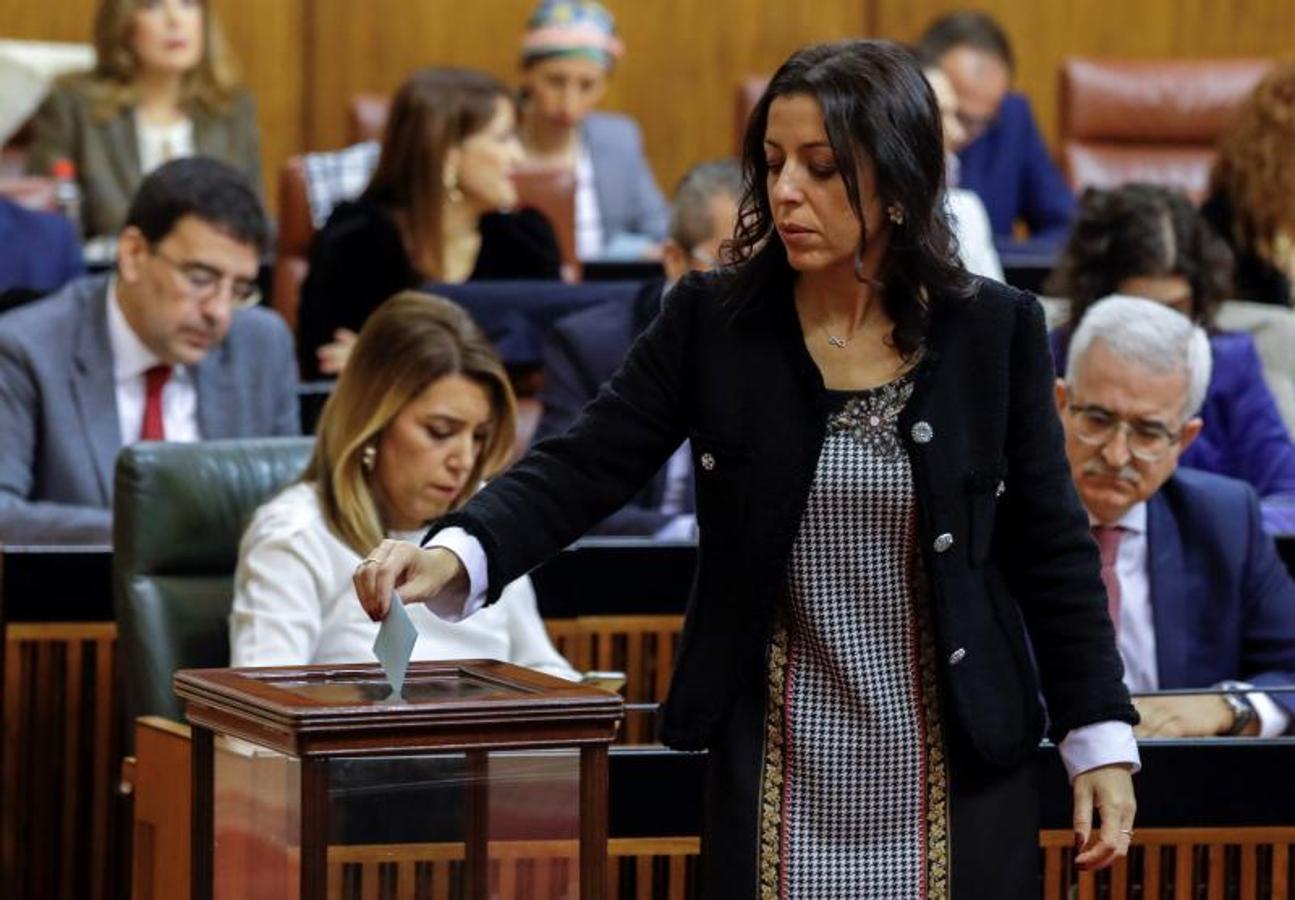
816, 314, 854, 349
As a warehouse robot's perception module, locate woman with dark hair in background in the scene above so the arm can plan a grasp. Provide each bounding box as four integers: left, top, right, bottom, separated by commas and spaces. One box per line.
27, 0, 262, 239
1048, 183, 1295, 500
1203, 62, 1295, 307
296, 67, 562, 378
517, 0, 668, 259
355, 41, 1136, 898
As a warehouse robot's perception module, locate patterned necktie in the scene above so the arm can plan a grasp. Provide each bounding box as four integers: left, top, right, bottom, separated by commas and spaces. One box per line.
139, 365, 173, 442
1091, 524, 1126, 634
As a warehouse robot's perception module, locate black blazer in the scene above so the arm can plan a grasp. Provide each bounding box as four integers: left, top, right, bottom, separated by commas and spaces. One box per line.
296, 199, 563, 378
536, 277, 688, 535
441, 270, 1136, 768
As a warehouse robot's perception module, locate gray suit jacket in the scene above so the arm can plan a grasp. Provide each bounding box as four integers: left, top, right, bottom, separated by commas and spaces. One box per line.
583, 112, 668, 245
0, 275, 299, 545
25, 78, 264, 239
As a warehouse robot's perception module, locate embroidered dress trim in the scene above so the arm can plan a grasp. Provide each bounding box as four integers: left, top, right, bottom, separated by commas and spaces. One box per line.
913, 567, 950, 899
825, 372, 916, 460
759, 619, 791, 900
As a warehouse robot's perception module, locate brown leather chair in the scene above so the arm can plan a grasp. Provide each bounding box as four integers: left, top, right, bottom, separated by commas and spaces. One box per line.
1059, 58, 1272, 202
735, 75, 769, 153
511, 165, 578, 279
273, 155, 313, 333
348, 93, 390, 144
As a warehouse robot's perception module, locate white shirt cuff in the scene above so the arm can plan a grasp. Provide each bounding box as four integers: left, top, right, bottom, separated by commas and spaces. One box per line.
1230, 683, 1292, 738
1057, 720, 1141, 782
653, 514, 698, 542
422, 526, 488, 621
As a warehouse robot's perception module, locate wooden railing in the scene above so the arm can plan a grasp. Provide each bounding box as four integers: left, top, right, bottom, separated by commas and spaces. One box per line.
1, 621, 122, 900
5, 540, 1295, 899
546, 615, 684, 743
1040, 828, 1294, 898
326, 837, 700, 900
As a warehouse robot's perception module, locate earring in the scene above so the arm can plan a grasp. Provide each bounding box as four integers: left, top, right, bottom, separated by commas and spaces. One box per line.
361, 443, 376, 473
444, 168, 464, 205
887, 204, 905, 225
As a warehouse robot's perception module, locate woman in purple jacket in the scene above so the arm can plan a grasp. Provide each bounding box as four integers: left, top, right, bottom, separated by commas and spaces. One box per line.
1047, 183, 1295, 502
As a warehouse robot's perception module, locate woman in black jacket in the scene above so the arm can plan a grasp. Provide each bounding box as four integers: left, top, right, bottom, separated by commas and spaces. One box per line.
355, 40, 1137, 899
296, 67, 562, 378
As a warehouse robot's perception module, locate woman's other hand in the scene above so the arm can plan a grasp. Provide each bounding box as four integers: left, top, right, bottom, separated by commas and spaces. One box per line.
353, 540, 469, 620
1072, 764, 1137, 871
317, 328, 358, 375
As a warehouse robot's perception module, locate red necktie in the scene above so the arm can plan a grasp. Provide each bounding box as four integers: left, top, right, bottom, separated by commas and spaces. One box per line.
1092, 525, 1125, 633
139, 365, 172, 442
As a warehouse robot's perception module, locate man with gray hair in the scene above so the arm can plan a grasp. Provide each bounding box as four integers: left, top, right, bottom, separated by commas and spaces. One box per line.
1055, 294, 1295, 738
537, 159, 741, 536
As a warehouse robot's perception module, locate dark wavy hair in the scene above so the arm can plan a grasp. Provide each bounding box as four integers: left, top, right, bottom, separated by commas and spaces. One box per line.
722, 39, 973, 358
1045, 184, 1235, 329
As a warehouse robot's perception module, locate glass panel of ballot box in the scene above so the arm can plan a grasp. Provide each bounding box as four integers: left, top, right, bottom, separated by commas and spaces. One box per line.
175, 660, 623, 900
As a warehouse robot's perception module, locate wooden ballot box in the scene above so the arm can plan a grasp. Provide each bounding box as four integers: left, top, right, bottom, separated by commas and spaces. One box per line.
174, 660, 623, 900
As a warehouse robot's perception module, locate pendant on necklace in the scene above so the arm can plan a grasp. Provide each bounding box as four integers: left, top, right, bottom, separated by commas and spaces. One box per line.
827, 335, 848, 349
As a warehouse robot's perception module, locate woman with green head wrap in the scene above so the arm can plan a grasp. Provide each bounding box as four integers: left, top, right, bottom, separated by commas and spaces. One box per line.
518, 0, 668, 260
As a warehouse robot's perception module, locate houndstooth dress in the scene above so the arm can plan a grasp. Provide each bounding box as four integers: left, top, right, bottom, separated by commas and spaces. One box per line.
758, 373, 950, 899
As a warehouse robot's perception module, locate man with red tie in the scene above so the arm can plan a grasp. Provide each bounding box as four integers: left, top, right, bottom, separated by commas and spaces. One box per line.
1054, 294, 1295, 738
0, 157, 299, 545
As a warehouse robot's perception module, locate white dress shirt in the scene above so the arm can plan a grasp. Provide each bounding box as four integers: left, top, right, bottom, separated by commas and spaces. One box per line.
946, 188, 1004, 283
229, 483, 579, 679
106, 279, 200, 444
1100, 503, 1290, 737
135, 114, 195, 176
573, 142, 604, 261
429, 526, 1140, 779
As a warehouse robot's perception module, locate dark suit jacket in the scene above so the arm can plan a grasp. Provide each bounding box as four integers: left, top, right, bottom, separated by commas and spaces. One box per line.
440, 270, 1135, 766
296, 198, 562, 378
536, 277, 689, 535
957, 92, 1076, 245
0, 274, 300, 545
25, 78, 264, 238
1147, 468, 1295, 723
0, 198, 84, 306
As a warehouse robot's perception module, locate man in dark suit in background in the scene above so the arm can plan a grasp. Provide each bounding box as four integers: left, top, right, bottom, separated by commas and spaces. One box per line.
537, 158, 741, 536
0, 157, 299, 545
0, 196, 84, 311
919, 10, 1076, 247
1056, 294, 1295, 737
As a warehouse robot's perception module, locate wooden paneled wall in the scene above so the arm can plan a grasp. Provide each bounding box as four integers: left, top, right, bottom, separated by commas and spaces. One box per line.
302, 0, 870, 192
2, 0, 1290, 208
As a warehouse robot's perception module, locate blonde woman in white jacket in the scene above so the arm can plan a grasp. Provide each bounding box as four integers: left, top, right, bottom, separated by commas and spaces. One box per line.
230, 291, 576, 680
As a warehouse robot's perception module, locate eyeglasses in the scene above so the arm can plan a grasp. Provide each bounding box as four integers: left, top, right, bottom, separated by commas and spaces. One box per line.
1066, 403, 1184, 462
152, 248, 261, 310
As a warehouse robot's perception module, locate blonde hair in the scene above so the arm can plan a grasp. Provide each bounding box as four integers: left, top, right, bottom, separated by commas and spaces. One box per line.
78, 0, 242, 120
304, 292, 517, 556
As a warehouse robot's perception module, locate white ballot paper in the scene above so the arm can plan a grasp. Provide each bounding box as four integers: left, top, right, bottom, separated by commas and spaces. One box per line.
373, 591, 417, 698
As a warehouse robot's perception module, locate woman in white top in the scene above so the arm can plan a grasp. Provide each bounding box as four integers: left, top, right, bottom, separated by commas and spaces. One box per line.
27, 0, 263, 238
922, 62, 1005, 283
230, 291, 577, 679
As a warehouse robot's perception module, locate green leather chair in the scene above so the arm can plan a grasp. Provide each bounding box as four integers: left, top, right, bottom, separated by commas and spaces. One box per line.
112, 437, 314, 734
